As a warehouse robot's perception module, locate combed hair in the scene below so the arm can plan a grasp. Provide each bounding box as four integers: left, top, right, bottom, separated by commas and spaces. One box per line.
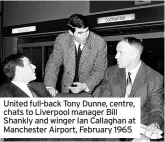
121, 37, 144, 55
2, 53, 25, 80
67, 14, 88, 33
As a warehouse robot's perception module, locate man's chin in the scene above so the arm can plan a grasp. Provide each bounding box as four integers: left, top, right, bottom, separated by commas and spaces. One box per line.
31, 76, 36, 82
117, 64, 123, 68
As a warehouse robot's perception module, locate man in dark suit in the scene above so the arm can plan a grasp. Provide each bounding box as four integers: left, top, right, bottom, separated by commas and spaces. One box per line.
100, 37, 164, 141
0, 53, 51, 141
44, 13, 107, 97
0, 53, 51, 98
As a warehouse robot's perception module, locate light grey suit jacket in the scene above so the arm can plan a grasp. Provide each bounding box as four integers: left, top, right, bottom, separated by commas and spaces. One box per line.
100, 62, 164, 129
44, 31, 107, 97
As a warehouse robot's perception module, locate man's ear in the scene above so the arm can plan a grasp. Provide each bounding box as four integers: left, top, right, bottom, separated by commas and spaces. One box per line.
69, 30, 73, 35
131, 49, 138, 60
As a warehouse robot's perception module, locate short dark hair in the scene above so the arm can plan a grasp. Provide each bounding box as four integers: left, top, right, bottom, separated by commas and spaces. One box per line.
120, 37, 144, 55
67, 14, 88, 33
2, 53, 25, 80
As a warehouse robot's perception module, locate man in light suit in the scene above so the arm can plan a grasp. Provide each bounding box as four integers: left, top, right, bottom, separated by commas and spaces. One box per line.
44, 13, 107, 97
100, 37, 164, 141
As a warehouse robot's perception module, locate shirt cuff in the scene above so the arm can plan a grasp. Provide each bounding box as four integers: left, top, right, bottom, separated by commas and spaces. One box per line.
46, 87, 54, 89
83, 83, 90, 92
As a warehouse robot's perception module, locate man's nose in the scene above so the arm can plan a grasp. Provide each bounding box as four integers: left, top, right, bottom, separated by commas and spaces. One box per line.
115, 53, 118, 59
32, 64, 36, 69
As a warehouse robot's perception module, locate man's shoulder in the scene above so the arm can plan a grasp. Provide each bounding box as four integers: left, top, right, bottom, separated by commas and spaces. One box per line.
0, 83, 14, 96
105, 65, 119, 75
90, 31, 105, 41
144, 62, 163, 81
0, 83, 12, 90
29, 82, 45, 87
56, 32, 70, 41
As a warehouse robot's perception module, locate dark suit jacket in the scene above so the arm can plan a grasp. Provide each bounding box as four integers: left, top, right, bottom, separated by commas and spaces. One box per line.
100, 61, 164, 129
0, 82, 52, 141
44, 31, 107, 97
0, 82, 51, 97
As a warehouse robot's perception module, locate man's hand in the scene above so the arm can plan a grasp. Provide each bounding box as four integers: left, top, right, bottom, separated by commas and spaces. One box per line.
141, 123, 163, 139
68, 82, 87, 93
46, 87, 58, 97
147, 123, 160, 131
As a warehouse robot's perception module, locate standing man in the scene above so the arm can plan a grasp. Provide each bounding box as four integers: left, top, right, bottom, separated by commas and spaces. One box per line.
100, 37, 164, 141
44, 14, 107, 97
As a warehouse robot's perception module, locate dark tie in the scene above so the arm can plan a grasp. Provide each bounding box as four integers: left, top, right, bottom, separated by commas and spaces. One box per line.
77, 44, 82, 57
27, 84, 37, 97
71, 44, 82, 87
125, 72, 132, 97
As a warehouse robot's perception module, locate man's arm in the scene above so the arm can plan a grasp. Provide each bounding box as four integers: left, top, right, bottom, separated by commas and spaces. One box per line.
0, 87, 13, 97
44, 35, 64, 90
99, 69, 111, 97
149, 75, 164, 130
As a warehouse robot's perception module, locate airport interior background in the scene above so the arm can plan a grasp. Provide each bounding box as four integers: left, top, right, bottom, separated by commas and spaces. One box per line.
0, 1, 164, 92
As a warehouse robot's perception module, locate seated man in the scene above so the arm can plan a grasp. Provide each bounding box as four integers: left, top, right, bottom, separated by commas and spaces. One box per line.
0, 53, 52, 141
100, 37, 164, 141
0, 53, 51, 98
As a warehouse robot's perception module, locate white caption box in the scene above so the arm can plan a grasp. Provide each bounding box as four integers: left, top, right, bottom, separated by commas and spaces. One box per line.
0, 98, 140, 138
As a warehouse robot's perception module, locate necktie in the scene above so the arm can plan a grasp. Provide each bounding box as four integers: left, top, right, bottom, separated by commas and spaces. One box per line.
72, 44, 82, 85
125, 72, 132, 98
77, 44, 82, 57
27, 84, 37, 97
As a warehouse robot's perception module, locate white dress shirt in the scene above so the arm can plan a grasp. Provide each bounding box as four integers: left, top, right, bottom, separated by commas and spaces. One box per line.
11, 81, 34, 97
125, 61, 141, 85
74, 39, 84, 51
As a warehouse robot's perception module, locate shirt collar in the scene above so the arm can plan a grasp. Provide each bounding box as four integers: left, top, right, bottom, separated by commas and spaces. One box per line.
12, 80, 28, 86
11, 81, 33, 97
126, 61, 141, 84
74, 39, 84, 50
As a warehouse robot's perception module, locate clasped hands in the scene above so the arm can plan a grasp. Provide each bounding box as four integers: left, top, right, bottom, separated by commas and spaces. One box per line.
46, 82, 87, 96
142, 123, 163, 139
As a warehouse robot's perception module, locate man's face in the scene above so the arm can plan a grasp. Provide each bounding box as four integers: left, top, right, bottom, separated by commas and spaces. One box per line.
72, 27, 89, 44
21, 57, 36, 82
115, 41, 134, 69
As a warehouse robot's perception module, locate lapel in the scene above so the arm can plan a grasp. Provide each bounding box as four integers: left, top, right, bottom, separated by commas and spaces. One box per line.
67, 37, 76, 77
129, 62, 146, 97
79, 32, 92, 68
113, 67, 126, 97
9, 83, 29, 97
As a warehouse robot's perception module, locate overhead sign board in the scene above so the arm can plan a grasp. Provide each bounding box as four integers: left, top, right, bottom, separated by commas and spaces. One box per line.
97, 14, 135, 24
12, 26, 36, 34
135, 0, 151, 5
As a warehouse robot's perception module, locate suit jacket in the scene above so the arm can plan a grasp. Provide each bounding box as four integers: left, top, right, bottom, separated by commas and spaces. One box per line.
100, 61, 164, 129
44, 31, 107, 97
0, 82, 52, 141
0, 82, 51, 97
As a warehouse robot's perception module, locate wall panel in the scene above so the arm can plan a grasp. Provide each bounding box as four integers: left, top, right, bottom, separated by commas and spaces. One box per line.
3, 1, 89, 27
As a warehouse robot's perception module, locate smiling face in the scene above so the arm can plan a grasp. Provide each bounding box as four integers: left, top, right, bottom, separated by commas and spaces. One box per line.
115, 41, 135, 69
70, 27, 89, 44
19, 57, 36, 83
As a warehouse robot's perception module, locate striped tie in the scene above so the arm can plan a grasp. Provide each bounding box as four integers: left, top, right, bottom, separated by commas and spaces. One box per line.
125, 72, 132, 98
